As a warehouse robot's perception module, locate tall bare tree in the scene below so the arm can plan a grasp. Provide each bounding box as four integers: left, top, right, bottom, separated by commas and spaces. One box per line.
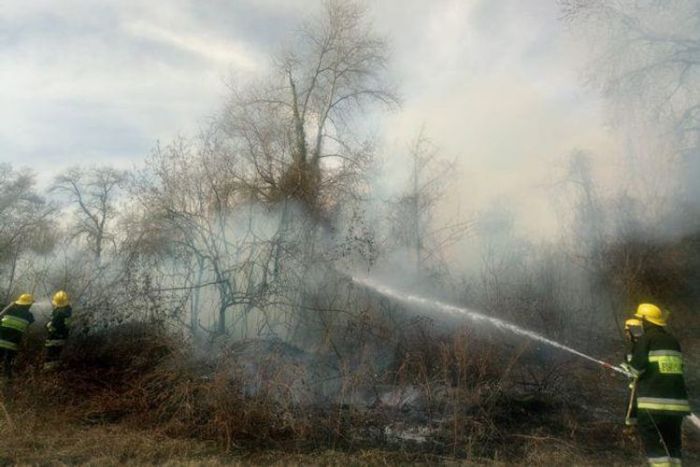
561, 0, 700, 208
221, 0, 398, 215
130, 136, 282, 336
387, 129, 469, 279
51, 166, 126, 262
125, 2, 398, 340
0, 164, 54, 301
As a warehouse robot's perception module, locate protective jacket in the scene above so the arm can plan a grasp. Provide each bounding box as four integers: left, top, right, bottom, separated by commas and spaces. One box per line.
0, 303, 35, 351
46, 305, 72, 343
629, 323, 691, 415
43, 305, 71, 370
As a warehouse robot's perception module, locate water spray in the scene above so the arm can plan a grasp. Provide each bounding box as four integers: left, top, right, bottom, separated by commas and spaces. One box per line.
350, 276, 700, 430
351, 275, 630, 376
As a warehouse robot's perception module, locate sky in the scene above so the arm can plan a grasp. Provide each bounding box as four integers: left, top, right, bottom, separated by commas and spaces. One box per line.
1, 0, 619, 237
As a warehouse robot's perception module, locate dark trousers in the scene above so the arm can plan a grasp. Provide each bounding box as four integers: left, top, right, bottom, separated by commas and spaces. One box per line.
44, 343, 64, 369
46, 343, 64, 361
638, 410, 683, 464
0, 348, 16, 379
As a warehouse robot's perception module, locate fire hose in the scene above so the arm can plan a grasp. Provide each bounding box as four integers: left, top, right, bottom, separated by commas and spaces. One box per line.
598, 360, 700, 431
348, 274, 699, 431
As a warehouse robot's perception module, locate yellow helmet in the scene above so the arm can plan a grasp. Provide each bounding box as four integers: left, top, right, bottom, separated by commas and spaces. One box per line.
635, 303, 667, 327
52, 290, 70, 308
15, 293, 34, 306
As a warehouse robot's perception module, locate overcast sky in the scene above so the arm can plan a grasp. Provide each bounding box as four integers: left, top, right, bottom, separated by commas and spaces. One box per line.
1, 0, 618, 236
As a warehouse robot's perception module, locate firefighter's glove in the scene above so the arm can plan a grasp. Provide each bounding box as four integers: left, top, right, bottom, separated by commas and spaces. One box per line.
619, 362, 638, 379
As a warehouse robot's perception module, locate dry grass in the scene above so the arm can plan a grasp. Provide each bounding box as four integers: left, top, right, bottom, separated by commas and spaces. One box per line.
0, 404, 480, 465
10, 325, 322, 450
0, 406, 634, 467
0, 407, 219, 465
1, 322, 685, 465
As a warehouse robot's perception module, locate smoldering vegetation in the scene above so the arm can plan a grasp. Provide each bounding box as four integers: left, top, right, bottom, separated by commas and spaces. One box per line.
1, 1, 700, 464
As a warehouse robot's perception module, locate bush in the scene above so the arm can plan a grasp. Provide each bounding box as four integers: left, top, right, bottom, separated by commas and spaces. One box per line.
2, 318, 648, 463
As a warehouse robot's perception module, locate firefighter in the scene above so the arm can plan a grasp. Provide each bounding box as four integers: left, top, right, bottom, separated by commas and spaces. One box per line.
623, 318, 643, 427
0, 293, 35, 379
43, 290, 72, 371
623, 303, 691, 466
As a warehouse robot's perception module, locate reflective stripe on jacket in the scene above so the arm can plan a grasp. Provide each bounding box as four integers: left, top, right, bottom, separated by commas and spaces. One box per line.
1, 314, 30, 332
637, 397, 692, 413
647, 455, 682, 466
0, 339, 18, 351
0, 304, 34, 350
630, 324, 691, 416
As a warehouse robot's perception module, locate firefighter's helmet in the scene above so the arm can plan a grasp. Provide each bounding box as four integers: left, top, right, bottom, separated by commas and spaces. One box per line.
15, 293, 34, 306
52, 290, 70, 308
635, 303, 667, 327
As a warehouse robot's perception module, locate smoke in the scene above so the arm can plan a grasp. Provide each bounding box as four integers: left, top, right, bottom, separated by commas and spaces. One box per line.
30, 299, 51, 311
2, 1, 697, 366
350, 274, 627, 375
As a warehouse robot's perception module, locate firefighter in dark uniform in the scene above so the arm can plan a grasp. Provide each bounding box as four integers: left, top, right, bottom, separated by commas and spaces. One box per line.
43, 290, 72, 371
0, 293, 35, 379
622, 303, 691, 466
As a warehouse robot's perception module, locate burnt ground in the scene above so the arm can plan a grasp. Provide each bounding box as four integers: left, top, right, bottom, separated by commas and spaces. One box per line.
1, 325, 699, 465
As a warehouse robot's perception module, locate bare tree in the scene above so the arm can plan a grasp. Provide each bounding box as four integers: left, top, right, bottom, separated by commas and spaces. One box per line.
561, 0, 700, 206
120, 2, 398, 342
387, 129, 470, 279
129, 136, 283, 337
561, 1, 700, 123
220, 0, 398, 215
0, 164, 54, 301
206, 0, 400, 335
51, 166, 127, 262
559, 1, 700, 331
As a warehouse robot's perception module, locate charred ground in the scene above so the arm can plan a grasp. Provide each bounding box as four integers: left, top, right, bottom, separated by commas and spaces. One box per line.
3, 310, 697, 465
